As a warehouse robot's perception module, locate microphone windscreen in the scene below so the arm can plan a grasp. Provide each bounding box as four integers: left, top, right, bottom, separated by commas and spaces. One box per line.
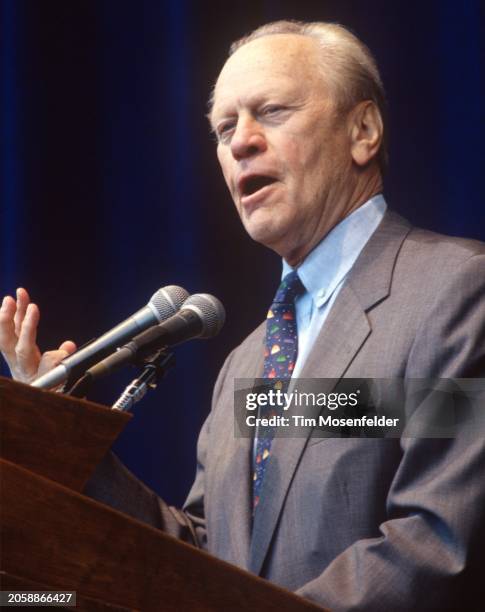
149, 285, 189, 321
182, 294, 225, 338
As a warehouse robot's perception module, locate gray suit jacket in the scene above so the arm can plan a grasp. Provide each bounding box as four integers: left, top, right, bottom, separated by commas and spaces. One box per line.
86, 211, 485, 611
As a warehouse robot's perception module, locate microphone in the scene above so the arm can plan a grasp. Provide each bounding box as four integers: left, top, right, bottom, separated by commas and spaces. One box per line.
85, 293, 225, 381
31, 285, 189, 389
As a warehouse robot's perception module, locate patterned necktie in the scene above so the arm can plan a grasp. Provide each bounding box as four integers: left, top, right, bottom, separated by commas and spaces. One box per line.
252, 270, 305, 512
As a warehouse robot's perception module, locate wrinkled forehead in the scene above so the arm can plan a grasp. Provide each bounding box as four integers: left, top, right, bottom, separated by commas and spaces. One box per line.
210, 34, 324, 119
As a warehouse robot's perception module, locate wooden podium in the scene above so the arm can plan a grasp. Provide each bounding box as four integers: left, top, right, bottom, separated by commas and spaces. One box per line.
0, 377, 325, 611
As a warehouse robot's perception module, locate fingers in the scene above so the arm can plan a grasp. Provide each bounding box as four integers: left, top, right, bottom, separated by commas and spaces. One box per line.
14, 287, 31, 337
15, 302, 41, 370
0, 290, 42, 382
0, 295, 18, 358
1, 288, 77, 384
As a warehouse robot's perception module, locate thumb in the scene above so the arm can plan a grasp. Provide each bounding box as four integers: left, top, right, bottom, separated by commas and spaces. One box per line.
58, 340, 77, 355
37, 341, 77, 377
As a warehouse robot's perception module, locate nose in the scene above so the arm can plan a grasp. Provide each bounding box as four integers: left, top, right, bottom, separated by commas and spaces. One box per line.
230, 115, 267, 161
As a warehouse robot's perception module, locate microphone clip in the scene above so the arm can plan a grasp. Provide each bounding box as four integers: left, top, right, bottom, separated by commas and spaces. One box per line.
111, 350, 175, 412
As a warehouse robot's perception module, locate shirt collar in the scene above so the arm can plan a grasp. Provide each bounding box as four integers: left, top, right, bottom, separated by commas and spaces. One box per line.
282, 194, 387, 308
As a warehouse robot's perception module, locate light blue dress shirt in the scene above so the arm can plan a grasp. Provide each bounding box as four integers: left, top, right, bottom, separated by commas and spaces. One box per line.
282, 194, 387, 378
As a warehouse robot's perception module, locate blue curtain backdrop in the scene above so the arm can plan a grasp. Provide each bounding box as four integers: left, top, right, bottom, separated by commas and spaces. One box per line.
1, 0, 483, 506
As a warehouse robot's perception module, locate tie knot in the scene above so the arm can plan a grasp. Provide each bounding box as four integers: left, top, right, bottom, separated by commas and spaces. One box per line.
273, 271, 305, 304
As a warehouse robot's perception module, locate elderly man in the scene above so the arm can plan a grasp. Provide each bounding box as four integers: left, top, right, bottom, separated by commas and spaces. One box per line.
1, 20, 484, 612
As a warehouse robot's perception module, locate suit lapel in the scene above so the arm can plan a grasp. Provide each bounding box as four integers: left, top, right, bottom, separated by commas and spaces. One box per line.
249, 210, 412, 575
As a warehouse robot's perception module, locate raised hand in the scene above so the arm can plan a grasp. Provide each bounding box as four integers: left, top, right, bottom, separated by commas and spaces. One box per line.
0, 288, 76, 384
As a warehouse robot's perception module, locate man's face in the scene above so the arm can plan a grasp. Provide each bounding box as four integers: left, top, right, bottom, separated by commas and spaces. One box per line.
210, 34, 355, 265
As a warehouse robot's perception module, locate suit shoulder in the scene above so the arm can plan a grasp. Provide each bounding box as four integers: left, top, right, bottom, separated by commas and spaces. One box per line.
389, 225, 485, 291
402, 226, 485, 264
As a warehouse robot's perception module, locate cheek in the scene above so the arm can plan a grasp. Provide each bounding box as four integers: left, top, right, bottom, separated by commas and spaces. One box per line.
283, 137, 334, 213
279, 138, 308, 186
284, 128, 324, 176
286, 148, 321, 206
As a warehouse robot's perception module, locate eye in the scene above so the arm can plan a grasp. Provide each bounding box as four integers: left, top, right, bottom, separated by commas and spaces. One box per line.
261, 104, 285, 116
216, 120, 236, 143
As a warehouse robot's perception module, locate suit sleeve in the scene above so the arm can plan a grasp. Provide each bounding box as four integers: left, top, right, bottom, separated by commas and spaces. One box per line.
296, 253, 485, 611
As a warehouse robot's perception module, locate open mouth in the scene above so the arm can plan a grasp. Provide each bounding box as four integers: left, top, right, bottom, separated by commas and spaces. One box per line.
240, 175, 278, 198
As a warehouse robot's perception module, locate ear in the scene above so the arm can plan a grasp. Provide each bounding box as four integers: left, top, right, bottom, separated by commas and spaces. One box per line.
349, 101, 383, 167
